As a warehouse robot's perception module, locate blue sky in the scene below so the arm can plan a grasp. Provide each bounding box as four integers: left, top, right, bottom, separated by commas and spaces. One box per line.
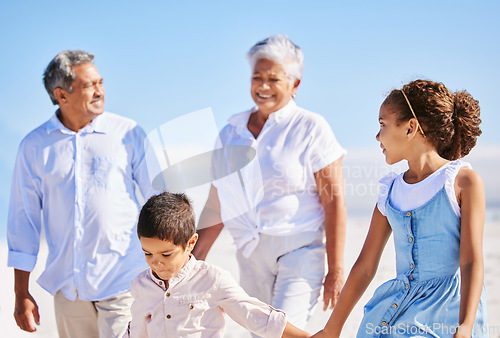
1, 1, 499, 236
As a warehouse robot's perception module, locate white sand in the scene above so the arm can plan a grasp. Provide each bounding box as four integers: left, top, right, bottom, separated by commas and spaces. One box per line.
1, 216, 499, 337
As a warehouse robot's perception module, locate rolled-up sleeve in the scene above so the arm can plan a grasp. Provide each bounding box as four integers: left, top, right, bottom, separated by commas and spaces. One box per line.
214, 270, 287, 338
7, 140, 43, 272
308, 114, 346, 174
130, 125, 158, 201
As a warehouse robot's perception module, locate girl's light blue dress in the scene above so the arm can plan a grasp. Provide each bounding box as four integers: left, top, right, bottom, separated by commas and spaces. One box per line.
357, 164, 488, 337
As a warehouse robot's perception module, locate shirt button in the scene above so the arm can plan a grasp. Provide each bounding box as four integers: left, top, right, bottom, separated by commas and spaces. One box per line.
166, 292, 170, 297
406, 211, 411, 216
410, 263, 414, 269
406, 284, 410, 289
409, 237, 413, 243
393, 304, 398, 308
159, 281, 163, 285
166, 314, 171, 319
382, 321, 387, 326
189, 305, 194, 310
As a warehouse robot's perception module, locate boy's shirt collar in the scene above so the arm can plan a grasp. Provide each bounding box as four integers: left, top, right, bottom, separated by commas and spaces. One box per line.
149, 254, 197, 290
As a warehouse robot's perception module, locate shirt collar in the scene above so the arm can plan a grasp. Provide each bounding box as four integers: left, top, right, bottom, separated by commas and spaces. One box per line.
227, 107, 254, 135
149, 254, 197, 289
272, 99, 296, 124
89, 113, 107, 133
149, 269, 167, 290
46, 110, 108, 135
228, 100, 297, 135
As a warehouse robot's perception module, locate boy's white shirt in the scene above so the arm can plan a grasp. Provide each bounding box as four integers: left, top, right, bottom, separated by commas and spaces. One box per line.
124, 255, 287, 338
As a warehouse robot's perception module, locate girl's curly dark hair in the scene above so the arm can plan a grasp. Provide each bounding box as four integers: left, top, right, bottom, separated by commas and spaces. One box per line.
383, 79, 482, 160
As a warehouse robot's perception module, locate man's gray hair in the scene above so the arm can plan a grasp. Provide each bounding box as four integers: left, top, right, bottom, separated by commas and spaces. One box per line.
43, 50, 95, 105
247, 34, 304, 82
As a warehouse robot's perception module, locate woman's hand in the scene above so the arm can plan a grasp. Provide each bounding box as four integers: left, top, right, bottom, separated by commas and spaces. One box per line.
192, 185, 224, 260
323, 269, 345, 310
314, 159, 347, 311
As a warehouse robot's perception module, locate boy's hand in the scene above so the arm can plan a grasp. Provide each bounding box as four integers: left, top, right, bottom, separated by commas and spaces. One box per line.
14, 292, 40, 332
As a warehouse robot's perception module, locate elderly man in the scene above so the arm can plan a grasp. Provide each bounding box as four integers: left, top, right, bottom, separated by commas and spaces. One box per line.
7, 50, 155, 337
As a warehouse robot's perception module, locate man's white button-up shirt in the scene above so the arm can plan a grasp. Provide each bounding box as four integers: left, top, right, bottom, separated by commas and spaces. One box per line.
8, 111, 156, 301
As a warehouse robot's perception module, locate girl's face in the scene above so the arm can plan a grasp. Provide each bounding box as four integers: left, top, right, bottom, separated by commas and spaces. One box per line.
376, 104, 409, 165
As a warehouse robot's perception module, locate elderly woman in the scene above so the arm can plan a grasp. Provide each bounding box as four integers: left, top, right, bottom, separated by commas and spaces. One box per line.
193, 34, 347, 329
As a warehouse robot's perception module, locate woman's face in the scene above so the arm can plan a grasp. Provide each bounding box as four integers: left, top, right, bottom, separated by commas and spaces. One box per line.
250, 58, 299, 116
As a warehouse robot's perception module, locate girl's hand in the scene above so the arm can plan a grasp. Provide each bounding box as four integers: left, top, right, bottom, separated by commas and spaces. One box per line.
453, 324, 472, 338
455, 168, 485, 338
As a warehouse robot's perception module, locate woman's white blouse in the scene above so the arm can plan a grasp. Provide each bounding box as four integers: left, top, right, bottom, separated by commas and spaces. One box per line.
212, 100, 346, 257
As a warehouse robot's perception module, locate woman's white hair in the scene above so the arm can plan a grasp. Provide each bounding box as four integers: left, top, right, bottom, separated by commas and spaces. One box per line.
247, 34, 304, 82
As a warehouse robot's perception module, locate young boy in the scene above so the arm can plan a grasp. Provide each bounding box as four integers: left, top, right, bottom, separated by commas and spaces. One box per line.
124, 192, 310, 338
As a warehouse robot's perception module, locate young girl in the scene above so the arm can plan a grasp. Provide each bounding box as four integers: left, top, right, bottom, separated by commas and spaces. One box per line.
313, 80, 488, 338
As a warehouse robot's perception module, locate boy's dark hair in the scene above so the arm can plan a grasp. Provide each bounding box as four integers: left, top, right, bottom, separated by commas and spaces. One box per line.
383, 79, 482, 160
137, 192, 196, 249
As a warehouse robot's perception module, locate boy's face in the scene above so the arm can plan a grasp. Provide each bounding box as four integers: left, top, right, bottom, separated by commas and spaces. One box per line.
140, 234, 198, 281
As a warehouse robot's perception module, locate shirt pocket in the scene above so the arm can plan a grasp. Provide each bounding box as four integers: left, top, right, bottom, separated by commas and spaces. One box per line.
172, 297, 211, 328
176, 298, 210, 312
91, 156, 114, 188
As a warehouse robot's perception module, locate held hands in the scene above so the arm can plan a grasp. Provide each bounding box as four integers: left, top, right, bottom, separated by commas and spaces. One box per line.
14, 292, 40, 332
310, 329, 340, 338
322, 270, 345, 311
307, 270, 345, 337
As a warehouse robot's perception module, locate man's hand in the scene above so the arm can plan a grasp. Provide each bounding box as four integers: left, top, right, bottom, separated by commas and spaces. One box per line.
323, 270, 345, 311
14, 291, 40, 332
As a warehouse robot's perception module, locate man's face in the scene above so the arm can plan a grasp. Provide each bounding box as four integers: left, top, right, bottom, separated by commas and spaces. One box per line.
63, 62, 105, 122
